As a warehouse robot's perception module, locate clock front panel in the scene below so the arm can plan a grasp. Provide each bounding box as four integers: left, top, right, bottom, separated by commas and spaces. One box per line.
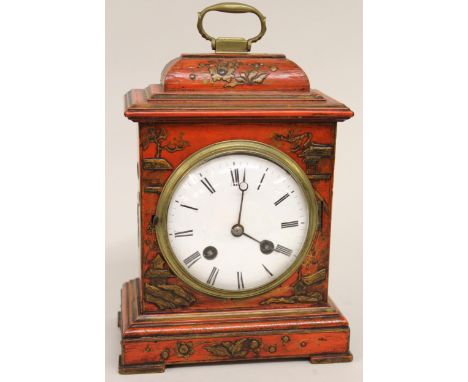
139, 121, 336, 313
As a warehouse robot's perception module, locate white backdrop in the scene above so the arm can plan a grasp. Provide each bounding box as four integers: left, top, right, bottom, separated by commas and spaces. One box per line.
106, 1, 362, 381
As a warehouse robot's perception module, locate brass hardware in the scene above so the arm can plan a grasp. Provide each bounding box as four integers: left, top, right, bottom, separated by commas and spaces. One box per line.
281, 335, 290, 344
197, 2, 266, 52
268, 345, 277, 353
156, 140, 319, 299
300, 341, 307, 347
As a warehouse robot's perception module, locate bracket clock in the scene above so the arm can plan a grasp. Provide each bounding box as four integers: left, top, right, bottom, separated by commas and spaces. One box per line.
118, 2, 354, 374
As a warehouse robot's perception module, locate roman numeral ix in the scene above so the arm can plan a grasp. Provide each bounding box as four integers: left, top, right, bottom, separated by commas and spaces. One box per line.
174, 229, 193, 238
281, 220, 299, 229
183, 251, 201, 268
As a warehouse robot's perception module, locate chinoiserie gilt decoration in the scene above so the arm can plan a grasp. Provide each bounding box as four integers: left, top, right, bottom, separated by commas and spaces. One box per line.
274, 130, 333, 181
260, 268, 326, 305
273, 130, 334, 231
197, 61, 274, 87
141, 127, 189, 171
204, 338, 262, 358
144, 254, 196, 310
176, 342, 194, 359
118, 2, 354, 374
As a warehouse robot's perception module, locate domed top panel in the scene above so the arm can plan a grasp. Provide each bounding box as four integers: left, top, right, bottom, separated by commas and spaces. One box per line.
161, 54, 310, 93
124, 3, 353, 122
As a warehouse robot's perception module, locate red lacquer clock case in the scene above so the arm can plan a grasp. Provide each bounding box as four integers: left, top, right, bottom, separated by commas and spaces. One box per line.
118, 2, 354, 374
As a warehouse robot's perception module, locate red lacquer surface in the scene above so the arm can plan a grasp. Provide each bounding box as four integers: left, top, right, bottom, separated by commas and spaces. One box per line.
118, 52, 353, 373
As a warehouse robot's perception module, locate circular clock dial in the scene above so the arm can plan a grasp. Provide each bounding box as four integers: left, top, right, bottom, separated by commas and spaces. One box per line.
157, 141, 317, 298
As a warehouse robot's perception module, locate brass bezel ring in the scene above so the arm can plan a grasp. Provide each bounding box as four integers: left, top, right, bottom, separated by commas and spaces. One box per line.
155, 140, 318, 299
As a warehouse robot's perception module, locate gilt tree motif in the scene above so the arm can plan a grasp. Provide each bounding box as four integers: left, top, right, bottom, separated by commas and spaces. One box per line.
273, 130, 314, 159
141, 127, 189, 158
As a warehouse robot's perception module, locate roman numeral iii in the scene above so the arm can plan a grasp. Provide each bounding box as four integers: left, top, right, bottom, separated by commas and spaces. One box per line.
281, 220, 299, 229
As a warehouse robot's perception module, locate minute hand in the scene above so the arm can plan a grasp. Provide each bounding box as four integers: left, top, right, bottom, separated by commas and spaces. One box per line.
237, 169, 248, 224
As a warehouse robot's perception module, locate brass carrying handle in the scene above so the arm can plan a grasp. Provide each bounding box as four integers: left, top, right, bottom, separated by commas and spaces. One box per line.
197, 2, 267, 52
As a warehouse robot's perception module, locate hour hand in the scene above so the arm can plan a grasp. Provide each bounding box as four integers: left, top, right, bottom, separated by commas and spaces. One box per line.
234, 228, 274, 255
245, 232, 274, 255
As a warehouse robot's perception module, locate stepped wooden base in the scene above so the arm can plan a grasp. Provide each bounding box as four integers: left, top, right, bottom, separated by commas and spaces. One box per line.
118, 279, 352, 374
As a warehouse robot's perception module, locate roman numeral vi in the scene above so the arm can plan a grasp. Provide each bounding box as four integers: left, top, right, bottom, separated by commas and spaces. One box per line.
237, 272, 245, 290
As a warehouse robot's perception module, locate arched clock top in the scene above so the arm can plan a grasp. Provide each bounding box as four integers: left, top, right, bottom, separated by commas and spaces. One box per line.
160, 54, 310, 93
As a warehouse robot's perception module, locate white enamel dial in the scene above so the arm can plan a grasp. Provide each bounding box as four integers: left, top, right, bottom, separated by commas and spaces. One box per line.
165, 152, 311, 294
